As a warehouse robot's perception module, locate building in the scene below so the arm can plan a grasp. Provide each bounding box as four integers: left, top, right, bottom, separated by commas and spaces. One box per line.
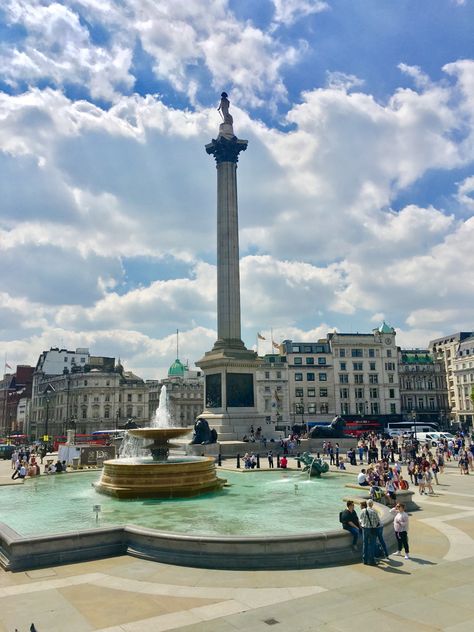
429, 332, 474, 422
328, 322, 400, 422
255, 353, 289, 433
35, 347, 90, 375
398, 350, 449, 426
30, 351, 148, 439
0, 365, 34, 436
452, 334, 474, 427
147, 358, 204, 428
280, 339, 335, 427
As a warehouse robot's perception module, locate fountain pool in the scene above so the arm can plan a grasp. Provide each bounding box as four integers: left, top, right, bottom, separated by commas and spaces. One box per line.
0, 469, 397, 571
2, 470, 352, 537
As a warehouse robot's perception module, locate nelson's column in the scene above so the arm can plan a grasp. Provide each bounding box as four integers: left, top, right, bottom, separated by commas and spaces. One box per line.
196, 93, 265, 441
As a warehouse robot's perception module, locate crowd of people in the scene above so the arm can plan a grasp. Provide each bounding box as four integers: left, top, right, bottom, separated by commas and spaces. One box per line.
340, 429, 473, 564
10, 446, 68, 479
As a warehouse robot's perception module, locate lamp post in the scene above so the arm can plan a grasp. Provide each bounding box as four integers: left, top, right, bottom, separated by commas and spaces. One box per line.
300, 397, 304, 427
115, 410, 119, 430
70, 417, 77, 444
44, 392, 51, 443
412, 410, 417, 440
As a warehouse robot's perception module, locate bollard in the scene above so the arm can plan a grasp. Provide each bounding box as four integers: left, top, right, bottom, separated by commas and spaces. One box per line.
297, 452, 301, 468
236, 453, 240, 469
218, 453, 222, 467
277, 454, 280, 468
256, 454, 260, 469
317, 452, 320, 459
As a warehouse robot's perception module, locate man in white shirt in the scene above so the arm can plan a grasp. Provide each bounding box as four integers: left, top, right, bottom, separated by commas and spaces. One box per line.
357, 469, 369, 486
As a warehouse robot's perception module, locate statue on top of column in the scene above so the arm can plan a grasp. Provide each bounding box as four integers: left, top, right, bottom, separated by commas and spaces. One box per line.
217, 91, 235, 140
218, 92, 233, 125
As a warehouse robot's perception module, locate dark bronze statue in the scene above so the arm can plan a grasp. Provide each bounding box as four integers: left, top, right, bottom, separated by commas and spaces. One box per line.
190, 418, 218, 445
308, 416, 348, 439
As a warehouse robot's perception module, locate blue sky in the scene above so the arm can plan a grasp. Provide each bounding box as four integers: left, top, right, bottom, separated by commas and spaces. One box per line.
0, 0, 473, 378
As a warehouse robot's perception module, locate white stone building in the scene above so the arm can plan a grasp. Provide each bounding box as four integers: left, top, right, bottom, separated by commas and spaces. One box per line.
255, 354, 290, 434
328, 322, 400, 419
452, 335, 474, 427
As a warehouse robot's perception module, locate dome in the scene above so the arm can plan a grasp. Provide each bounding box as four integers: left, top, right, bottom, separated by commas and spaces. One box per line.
378, 321, 395, 334
168, 358, 186, 377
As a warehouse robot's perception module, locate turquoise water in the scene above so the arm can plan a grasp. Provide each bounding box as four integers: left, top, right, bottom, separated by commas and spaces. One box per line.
0, 470, 351, 537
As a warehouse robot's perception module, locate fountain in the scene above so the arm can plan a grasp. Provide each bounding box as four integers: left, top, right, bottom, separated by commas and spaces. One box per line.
94, 386, 226, 499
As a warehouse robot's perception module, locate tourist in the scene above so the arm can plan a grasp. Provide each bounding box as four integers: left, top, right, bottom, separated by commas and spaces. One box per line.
357, 469, 369, 486
368, 499, 389, 559
339, 500, 361, 550
359, 500, 380, 565
267, 450, 274, 468
390, 502, 410, 559
11, 461, 26, 480
423, 468, 434, 494
385, 478, 396, 506
243, 453, 251, 469
280, 455, 288, 469
11, 450, 18, 470
358, 441, 365, 464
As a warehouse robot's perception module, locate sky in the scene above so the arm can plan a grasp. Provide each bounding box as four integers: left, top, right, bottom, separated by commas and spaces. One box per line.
0, 0, 473, 379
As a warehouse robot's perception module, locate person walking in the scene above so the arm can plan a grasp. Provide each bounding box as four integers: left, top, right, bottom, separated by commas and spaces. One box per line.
359, 500, 379, 565
390, 502, 410, 559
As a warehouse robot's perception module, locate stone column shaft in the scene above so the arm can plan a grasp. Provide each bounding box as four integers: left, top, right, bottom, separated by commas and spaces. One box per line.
216, 161, 241, 345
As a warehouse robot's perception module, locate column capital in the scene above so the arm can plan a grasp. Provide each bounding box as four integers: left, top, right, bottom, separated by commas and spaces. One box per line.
205, 136, 248, 164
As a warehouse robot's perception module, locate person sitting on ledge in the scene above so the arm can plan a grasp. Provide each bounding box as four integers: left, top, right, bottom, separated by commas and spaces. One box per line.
357, 469, 369, 486
339, 500, 361, 550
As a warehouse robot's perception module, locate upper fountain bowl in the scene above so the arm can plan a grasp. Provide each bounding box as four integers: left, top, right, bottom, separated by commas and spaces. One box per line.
128, 427, 193, 443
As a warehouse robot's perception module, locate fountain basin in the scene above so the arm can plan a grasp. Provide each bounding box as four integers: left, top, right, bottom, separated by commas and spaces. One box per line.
95, 456, 226, 499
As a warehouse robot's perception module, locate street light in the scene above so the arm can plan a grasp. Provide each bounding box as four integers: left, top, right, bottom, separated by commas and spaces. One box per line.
43, 391, 52, 442
300, 397, 304, 426
412, 410, 417, 440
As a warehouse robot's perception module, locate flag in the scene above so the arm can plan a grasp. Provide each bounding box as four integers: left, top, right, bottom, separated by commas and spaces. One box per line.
5, 362, 12, 370
272, 341, 280, 349
257, 333, 266, 340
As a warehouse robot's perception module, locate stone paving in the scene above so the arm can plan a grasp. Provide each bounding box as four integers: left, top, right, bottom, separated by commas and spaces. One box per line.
1, 456, 474, 631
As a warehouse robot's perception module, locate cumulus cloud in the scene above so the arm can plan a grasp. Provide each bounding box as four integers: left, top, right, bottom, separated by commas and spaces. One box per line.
271, 0, 329, 26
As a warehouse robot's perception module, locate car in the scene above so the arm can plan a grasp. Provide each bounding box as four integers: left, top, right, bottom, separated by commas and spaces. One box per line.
0, 444, 15, 460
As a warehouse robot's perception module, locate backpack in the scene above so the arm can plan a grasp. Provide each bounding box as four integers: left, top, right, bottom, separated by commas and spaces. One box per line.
339, 511, 344, 523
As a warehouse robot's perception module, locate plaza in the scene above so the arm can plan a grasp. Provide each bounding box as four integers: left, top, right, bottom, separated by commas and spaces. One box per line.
1, 456, 474, 632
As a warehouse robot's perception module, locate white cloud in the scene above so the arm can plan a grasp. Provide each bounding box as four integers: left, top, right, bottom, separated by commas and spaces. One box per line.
455, 175, 474, 212
271, 0, 329, 26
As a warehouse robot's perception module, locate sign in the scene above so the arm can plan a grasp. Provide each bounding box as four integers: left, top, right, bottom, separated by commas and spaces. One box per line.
79, 445, 116, 466
43, 435, 49, 442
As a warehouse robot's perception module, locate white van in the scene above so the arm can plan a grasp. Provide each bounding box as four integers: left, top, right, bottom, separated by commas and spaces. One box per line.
415, 432, 442, 446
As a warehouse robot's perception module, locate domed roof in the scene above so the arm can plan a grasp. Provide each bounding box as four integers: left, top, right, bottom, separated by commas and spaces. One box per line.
378, 321, 395, 334
168, 358, 186, 377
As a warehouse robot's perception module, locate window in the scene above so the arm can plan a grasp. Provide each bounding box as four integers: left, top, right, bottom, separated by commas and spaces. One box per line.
80, 357, 86, 363
296, 404, 304, 414
340, 362, 346, 371
319, 373, 327, 381
354, 374, 364, 384
320, 403, 329, 414
104, 408, 110, 419
371, 402, 379, 414
339, 374, 349, 384
307, 388, 316, 397
389, 389, 395, 398
340, 388, 349, 399
82, 408, 87, 419
339, 349, 346, 358
304, 346, 312, 353
295, 373, 303, 381
356, 402, 364, 414
265, 371, 270, 379
319, 388, 328, 397
369, 349, 375, 358
388, 374, 394, 384
294, 357, 302, 365
127, 393, 132, 402
64, 357, 68, 362
138, 394, 142, 402
307, 372, 315, 381
369, 388, 378, 398
341, 403, 350, 414
308, 403, 316, 414
355, 387, 364, 399
387, 350, 392, 357
318, 357, 326, 365
93, 396, 99, 403
106, 380, 110, 386
126, 406, 133, 417
429, 398, 435, 410
137, 406, 143, 417
390, 403, 396, 414
276, 371, 281, 379
351, 349, 363, 357
83, 394, 87, 402
292, 345, 301, 352
84, 380, 88, 386
369, 362, 376, 371
295, 387, 304, 397
265, 386, 271, 393
353, 362, 363, 371
418, 398, 424, 409
385, 362, 396, 371
305, 357, 314, 365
